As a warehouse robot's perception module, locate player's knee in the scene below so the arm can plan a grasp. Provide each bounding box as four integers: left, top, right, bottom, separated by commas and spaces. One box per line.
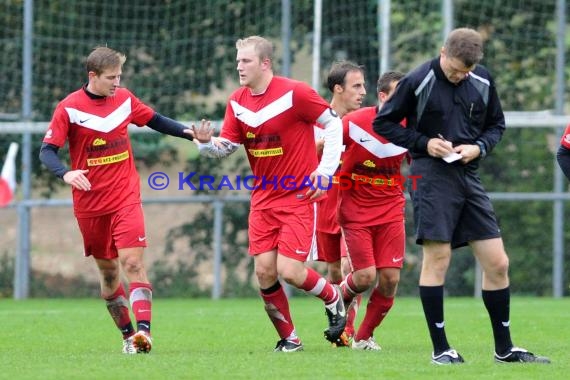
100, 271, 120, 291
378, 270, 400, 295
121, 256, 145, 276
492, 254, 509, 276
328, 264, 343, 283
384, 275, 400, 292
278, 267, 300, 286
381, 280, 399, 296
353, 267, 376, 290
255, 265, 278, 285
423, 253, 451, 275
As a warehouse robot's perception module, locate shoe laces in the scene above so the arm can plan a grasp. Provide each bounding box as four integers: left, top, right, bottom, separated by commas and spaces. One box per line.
122, 337, 136, 354
366, 337, 380, 349
275, 338, 300, 351
357, 337, 380, 350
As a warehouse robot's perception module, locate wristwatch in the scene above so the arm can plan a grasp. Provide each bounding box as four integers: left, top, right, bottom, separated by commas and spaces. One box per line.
475, 140, 487, 159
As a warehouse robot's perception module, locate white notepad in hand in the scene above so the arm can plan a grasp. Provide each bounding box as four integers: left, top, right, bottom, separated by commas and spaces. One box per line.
442, 152, 462, 163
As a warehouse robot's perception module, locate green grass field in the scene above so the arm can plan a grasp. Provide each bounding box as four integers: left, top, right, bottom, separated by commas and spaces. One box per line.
0, 296, 566, 379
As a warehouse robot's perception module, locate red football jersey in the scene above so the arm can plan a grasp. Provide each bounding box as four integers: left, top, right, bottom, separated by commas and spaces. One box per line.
560, 123, 570, 149
43, 87, 155, 217
338, 106, 407, 227
221, 76, 331, 210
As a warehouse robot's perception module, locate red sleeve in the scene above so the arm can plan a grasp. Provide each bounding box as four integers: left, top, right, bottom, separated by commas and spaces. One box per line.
561, 124, 570, 149
293, 82, 330, 123
128, 91, 155, 127
43, 102, 70, 147
220, 97, 244, 144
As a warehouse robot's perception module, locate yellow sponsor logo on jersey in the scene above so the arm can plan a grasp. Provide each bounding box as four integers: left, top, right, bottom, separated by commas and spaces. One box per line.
363, 159, 376, 168
92, 138, 107, 146
351, 172, 396, 186
87, 150, 129, 166
247, 147, 283, 157
246, 132, 256, 139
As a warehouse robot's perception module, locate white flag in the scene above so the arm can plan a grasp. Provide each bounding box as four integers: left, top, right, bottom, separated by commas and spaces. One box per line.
0, 142, 19, 207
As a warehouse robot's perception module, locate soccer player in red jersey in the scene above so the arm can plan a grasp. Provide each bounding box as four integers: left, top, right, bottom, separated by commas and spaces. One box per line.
311, 61, 366, 346
39, 46, 194, 354
192, 36, 346, 351
338, 71, 407, 350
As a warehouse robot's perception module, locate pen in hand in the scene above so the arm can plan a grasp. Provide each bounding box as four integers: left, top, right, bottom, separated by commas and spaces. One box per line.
437, 134, 454, 157
438, 134, 453, 147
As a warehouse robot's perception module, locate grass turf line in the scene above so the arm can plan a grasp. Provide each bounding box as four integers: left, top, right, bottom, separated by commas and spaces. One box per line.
0, 297, 566, 380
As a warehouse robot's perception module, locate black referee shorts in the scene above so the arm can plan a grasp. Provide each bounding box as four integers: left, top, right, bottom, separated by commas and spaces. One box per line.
408, 158, 501, 248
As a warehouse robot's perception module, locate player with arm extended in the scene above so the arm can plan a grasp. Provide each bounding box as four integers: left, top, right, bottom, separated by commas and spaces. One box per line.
338, 71, 406, 350
39, 46, 194, 354
311, 60, 366, 346
373, 27, 550, 365
192, 35, 346, 351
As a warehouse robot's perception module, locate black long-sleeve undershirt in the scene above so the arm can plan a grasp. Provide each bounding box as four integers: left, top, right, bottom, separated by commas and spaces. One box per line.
557, 145, 570, 181
39, 143, 68, 179
146, 112, 193, 140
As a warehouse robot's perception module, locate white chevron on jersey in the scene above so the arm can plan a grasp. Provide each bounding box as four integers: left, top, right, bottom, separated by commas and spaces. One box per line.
348, 121, 407, 158
65, 97, 132, 133
230, 90, 293, 128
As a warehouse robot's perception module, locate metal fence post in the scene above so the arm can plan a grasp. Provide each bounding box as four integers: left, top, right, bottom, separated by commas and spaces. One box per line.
212, 200, 224, 299
552, 0, 566, 298
13, 0, 34, 300
14, 201, 30, 299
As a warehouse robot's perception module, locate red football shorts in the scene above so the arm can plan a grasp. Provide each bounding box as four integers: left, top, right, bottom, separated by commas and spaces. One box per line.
314, 230, 348, 263
76, 203, 147, 260
248, 203, 316, 261
342, 221, 405, 271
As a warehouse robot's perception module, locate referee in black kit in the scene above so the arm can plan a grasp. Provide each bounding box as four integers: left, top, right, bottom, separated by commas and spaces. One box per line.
373, 27, 550, 365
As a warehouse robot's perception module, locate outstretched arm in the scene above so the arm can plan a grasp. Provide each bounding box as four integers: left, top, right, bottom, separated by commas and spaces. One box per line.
146, 113, 194, 140
191, 119, 241, 158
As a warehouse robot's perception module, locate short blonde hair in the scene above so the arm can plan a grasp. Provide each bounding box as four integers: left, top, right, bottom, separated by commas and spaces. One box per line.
86, 46, 126, 75
236, 36, 274, 62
